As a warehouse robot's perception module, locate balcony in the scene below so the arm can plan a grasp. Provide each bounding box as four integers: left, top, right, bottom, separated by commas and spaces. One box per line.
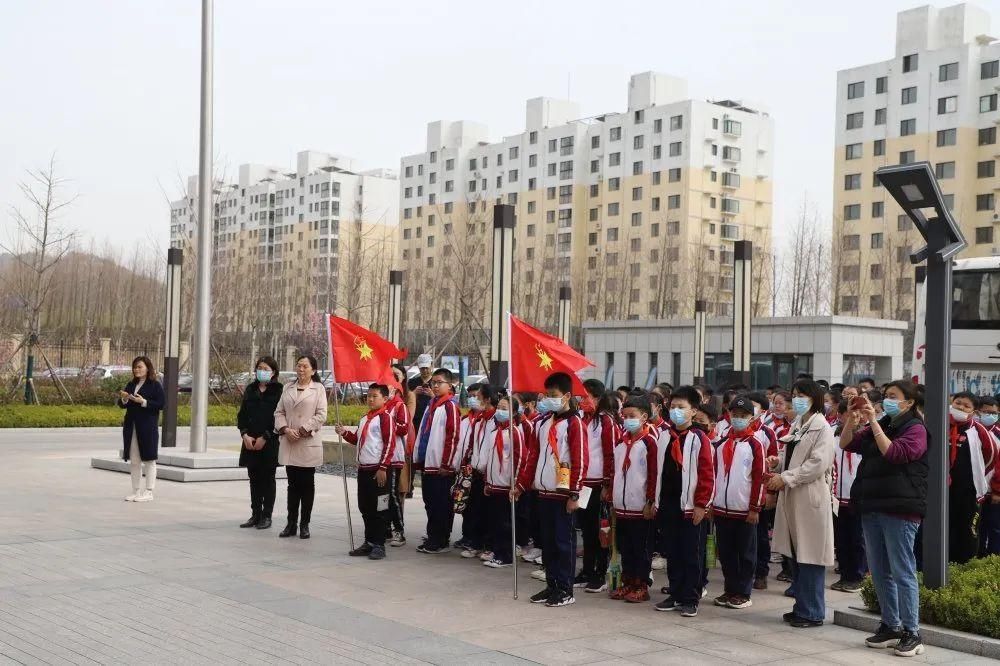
721, 172, 741, 189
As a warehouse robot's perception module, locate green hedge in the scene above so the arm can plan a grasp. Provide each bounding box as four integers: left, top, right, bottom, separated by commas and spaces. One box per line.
0, 404, 368, 428
861, 555, 1000, 638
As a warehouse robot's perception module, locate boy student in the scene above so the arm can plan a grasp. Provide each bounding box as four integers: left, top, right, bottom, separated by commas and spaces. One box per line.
455, 383, 494, 558
576, 379, 617, 593
483, 394, 526, 568
607, 396, 659, 603
832, 398, 866, 592
947, 392, 996, 563
655, 385, 714, 617
414, 368, 460, 554
467, 384, 499, 560
517, 393, 544, 565
711, 396, 766, 609
385, 368, 411, 547
335, 384, 395, 560
513, 372, 587, 607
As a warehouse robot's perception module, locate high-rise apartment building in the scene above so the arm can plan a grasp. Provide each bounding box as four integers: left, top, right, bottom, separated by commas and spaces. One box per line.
398, 72, 774, 342
834, 3, 1000, 319
169, 150, 399, 336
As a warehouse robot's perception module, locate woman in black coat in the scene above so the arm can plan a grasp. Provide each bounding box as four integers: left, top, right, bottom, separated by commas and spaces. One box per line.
237, 356, 283, 529
118, 356, 165, 502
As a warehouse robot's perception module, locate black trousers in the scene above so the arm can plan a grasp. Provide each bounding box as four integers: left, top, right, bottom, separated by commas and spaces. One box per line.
715, 515, 757, 597
755, 508, 775, 578
247, 464, 277, 518
286, 465, 315, 527
833, 504, 867, 582
949, 489, 980, 564
387, 467, 405, 535
616, 517, 652, 581
576, 487, 609, 584
422, 473, 454, 548
528, 491, 543, 546
515, 495, 530, 548
662, 503, 705, 605
537, 497, 575, 594
488, 493, 514, 563
358, 469, 390, 547
461, 473, 489, 550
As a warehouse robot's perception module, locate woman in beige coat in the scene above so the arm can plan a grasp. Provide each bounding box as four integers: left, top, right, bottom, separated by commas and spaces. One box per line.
274, 355, 328, 539
768, 378, 835, 628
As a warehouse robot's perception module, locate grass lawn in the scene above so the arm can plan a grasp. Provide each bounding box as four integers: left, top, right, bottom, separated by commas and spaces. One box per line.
0, 404, 368, 428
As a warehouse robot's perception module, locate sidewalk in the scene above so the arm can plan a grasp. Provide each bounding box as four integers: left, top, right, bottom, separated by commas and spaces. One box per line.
0, 428, 990, 665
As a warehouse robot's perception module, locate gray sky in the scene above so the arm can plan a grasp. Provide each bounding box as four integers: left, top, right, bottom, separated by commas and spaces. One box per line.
5, 0, 1000, 253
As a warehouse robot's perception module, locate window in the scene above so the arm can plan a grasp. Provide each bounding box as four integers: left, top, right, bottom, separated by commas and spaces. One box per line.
669, 141, 682, 157
526, 224, 536, 237
667, 194, 681, 209
510, 146, 520, 160
652, 197, 660, 211
651, 223, 660, 237
874, 108, 886, 125
899, 150, 915, 164
606, 228, 618, 242
722, 146, 741, 161
653, 118, 662, 133
841, 265, 860, 281
983, 60, 1000, 79
847, 81, 865, 99
721, 172, 740, 188
978, 160, 995, 178
903, 54, 918, 72
843, 203, 861, 220
631, 212, 642, 227
721, 198, 740, 214
632, 161, 643, 175
469, 158, 477, 170
846, 143, 862, 160
632, 186, 643, 201
652, 171, 661, 185
404, 187, 412, 198
976, 226, 994, 244
444, 202, 453, 213
607, 203, 620, 216
938, 96, 958, 114
901, 87, 917, 105
897, 214, 911, 231
547, 138, 557, 153
590, 159, 599, 174
936, 128, 957, 146
670, 115, 683, 130
712, 118, 719, 129
608, 177, 620, 191
870, 295, 884, 311
589, 184, 598, 197
588, 232, 597, 246
529, 154, 538, 167
588, 207, 597, 221
610, 127, 621, 141
667, 220, 680, 235
653, 145, 662, 159
668, 167, 681, 182
444, 180, 454, 192
559, 160, 573, 180
874, 139, 885, 156
900, 118, 916, 135
844, 173, 861, 190
939, 62, 959, 81
876, 76, 887, 93
609, 152, 621, 166
547, 187, 556, 200
871, 232, 883, 249
445, 158, 454, 171
560, 136, 574, 155
846, 112, 863, 130
977, 193, 995, 211
981, 127, 997, 145
982, 94, 998, 113
468, 180, 476, 192
633, 135, 644, 149
944, 194, 954, 210
935, 161, 955, 179
634, 109, 644, 124
841, 296, 858, 312
872, 201, 884, 218
558, 184, 572, 204
508, 169, 519, 182
842, 234, 860, 250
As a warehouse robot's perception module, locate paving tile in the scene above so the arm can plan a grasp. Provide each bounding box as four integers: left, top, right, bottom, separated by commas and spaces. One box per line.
629, 647, 732, 665
573, 632, 673, 657
748, 629, 849, 655
687, 637, 798, 664
503, 640, 614, 665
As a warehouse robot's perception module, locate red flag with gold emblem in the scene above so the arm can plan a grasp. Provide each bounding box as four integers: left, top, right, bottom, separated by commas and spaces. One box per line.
326, 314, 407, 387
509, 314, 594, 394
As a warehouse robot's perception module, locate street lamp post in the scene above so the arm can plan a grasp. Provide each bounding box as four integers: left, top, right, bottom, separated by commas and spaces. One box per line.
163, 248, 183, 448
732, 240, 752, 388
489, 204, 515, 387
557, 285, 572, 345
693, 299, 707, 385
387, 270, 403, 348
876, 161, 967, 590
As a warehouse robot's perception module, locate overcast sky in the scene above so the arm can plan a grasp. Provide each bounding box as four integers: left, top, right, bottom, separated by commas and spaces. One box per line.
5, 0, 1000, 254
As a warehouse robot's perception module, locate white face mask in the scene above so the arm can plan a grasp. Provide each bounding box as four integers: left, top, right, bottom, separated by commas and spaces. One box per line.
949, 406, 971, 423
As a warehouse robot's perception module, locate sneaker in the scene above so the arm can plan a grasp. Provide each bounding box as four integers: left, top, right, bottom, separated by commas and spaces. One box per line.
367, 545, 386, 560
753, 576, 768, 590
678, 603, 698, 617
453, 539, 470, 550
514, 545, 523, 558
776, 571, 792, 583
701, 587, 708, 599
727, 595, 752, 609
349, 543, 374, 557
624, 586, 650, 603
782, 611, 799, 624
651, 554, 666, 570
545, 591, 575, 607
830, 579, 846, 592
865, 622, 903, 649
530, 588, 555, 604
533, 554, 544, 565
585, 580, 607, 593
531, 568, 547, 581
521, 547, 542, 562
133, 490, 153, 502
125, 490, 141, 502
460, 548, 482, 559
713, 593, 732, 607
416, 543, 446, 554
479, 550, 494, 561
654, 597, 679, 612
839, 580, 864, 593
573, 572, 589, 588
893, 631, 924, 657
389, 531, 406, 547
483, 558, 511, 568
790, 617, 823, 628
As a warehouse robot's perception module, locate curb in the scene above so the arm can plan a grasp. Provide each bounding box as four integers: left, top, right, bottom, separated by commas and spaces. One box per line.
834, 607, 1000, 659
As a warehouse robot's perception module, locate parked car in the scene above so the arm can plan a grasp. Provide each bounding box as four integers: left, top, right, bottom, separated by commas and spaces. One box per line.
50, 367, 81, 379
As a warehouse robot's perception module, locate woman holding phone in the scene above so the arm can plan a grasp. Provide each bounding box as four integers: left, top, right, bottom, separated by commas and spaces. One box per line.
237, 356, 283, 530
117, 356, 165, 502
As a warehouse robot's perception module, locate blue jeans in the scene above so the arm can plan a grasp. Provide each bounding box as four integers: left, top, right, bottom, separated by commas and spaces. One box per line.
862, 512, 920, 632
788, 559, 826, 622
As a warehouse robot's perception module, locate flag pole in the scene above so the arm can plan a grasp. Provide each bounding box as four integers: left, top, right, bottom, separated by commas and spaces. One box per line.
507, 311, 517, 600
327, 314, 356, 551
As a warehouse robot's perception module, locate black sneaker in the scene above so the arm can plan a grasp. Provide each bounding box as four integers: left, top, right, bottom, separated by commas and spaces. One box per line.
678, 603, 698, 617
416, 543, 445, 554
654, 597, 679, 612
790, 617, 823, 628
865, 623, 903, 649
545, 591, 575, 607
584, 580, 607, 593
367, 544, 386, 560
573, 572, 589, 588
893, 630, 924, 657
349, 543, 373, 557
530, 588, 555, 604
782, 611, 799, 624
839, 580, 864, 593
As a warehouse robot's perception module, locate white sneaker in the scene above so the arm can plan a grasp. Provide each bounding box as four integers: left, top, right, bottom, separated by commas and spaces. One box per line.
514, 545, 523, 558
133, 489, 154, 503
460, 548, 481, 559
483, 558, 512, 568
651, 555, 666, 570
521, 547, 542, 562
125, 489, 141, 502
479, 550, 494, 561
531, 568, 547, 580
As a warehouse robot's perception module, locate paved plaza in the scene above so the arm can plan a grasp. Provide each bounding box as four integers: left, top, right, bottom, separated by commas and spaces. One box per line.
0, 427, 992, 665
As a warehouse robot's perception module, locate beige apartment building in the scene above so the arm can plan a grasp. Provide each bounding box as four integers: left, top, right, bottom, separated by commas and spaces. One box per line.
834, 3, 1000, 319
398, 72, 774, 341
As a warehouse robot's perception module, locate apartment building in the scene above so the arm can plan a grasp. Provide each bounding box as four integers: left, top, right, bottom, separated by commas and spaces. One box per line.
834, 3, 1000, 319
398, 72, 774, 341
169, 150, 399, 335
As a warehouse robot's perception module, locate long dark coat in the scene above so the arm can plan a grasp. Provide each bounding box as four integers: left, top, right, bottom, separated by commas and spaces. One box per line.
119, 379, 165, 462
237, 380, 283, 468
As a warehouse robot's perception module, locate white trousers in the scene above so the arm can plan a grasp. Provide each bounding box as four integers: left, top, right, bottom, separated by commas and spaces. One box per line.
129, 432, 156, 491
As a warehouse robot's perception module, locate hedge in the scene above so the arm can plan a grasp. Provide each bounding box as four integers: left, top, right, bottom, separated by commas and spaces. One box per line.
0, 404, 368, 429
861, 555, 1000, 639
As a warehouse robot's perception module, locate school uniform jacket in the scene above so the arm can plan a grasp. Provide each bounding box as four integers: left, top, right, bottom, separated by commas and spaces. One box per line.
712, 427, 766, 519
516, 410, 587, 500
760, 412, 776, 430
341, 408, 394, 471
471, 409, 497, 473
949, 418, 995, 502
833, 447, 861, 506
385, 395, 410, 469
582, 412, 617, 488
657, 425, 715, 517
485, 418, 526, 494
455, 412, 478, 469
415, 394, 460, 474
716, 418, 731, 441
610, 426, 659, 518
770, 418, 793, 449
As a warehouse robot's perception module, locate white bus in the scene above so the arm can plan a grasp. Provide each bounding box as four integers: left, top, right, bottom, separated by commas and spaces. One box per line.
913, 256, 1000, 395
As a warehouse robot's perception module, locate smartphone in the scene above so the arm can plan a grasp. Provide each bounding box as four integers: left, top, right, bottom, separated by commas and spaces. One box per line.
851, 396, 867, 411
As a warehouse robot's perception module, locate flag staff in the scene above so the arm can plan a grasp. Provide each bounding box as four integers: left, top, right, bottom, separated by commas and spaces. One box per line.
507, 311, 518, 600
326, 313, 356, 551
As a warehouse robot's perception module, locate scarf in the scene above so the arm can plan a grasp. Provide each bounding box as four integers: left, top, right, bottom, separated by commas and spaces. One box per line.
416, 393, 453, 462
668, 427, 684, 467
621, 424, 650, 473
358, 406, 386, 457
493, 420, 513, 474
721, 428, 752, 476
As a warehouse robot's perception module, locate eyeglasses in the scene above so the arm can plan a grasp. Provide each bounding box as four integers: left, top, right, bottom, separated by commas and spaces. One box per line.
430, 380, 448, 386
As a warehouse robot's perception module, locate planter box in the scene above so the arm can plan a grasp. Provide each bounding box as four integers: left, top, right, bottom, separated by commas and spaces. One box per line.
834, 607, 1000, 659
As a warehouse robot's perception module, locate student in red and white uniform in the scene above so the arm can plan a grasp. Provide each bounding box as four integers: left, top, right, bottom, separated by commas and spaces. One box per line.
513, 372, 587, 608
711, 396, 766, 610
459, 384, 497, 559
482, 394, 526, 568
413, 368, 460, 554
976, 396, 1000, 556
336, 384, 395, 561
574, 379, 618, 593
517, 392, 544, 564
947, 392, 996, 563
648, 392, 668, 432
654, 385, 715, 617
832, 396, 865, 591
385, 365, 412, 548
606, 396, 658, 603
754, 390, 791, 590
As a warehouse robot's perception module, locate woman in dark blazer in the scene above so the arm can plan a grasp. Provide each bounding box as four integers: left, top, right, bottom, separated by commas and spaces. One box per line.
117, 356, 165, 502
237, 356, 283, 529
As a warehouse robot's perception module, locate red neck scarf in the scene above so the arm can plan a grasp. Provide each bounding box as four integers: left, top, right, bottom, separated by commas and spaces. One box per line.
359, 405, 387, 445
668, 427, 684, 467
621, 424, 651, 473
722, 428, 752, 475
948, 417, 970, 471
494, 421, 513, 473
420, 393, 453, 436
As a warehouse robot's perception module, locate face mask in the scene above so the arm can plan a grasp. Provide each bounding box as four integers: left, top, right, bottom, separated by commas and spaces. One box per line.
538, 397, 563, 414
950, 406, 970, 423
623, 417, 643, 434
824, 403, 833, 415
495, 410, 510, 423
467, 397, 481, 411
255, 369, 272, 383
883, 398, 902, 418
669, 407, 688, 426
731, 417, 751, 432
792, 397, 811, 416
978, 413, 999, 427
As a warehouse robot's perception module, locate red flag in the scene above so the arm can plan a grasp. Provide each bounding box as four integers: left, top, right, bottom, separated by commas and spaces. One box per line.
327, 314, 407, 387
509, 314, 594, 395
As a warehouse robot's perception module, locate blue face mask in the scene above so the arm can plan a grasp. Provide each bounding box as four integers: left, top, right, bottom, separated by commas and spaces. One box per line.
538, 397, 564, 414
883, 398, 902, 418
255, 369, 272, 383
978, 413, 999, 427
623, 417, 643, 434
495, 409, 510, 423
792, 397, 811, 416
731, 416, 751, 432
467, 397, 481, 411
669, 407, 688, 426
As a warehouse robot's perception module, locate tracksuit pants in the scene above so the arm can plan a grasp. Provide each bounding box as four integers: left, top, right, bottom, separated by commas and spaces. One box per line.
616, 517, 652, 582
755, 508, 775, 578
422, 472, 454, 548
661, 502, 705, 605
715, 515, 757, 597
461, 473, 489, 550
357, 469, 390, 547
577, 487, 609, 585
537, 496, 575, 594
488, 493, 514, 564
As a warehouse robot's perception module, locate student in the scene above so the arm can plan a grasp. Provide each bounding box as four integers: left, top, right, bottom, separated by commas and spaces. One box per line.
517, 392, 544, 565
514, 372, 586, 608
483, 395, 526, 568
607, 396, 659, 603
832, 398, 866, 592
386, 365, 413, 546
457, 383, 494, 558
655, 386, 714, 617
824, 390, 841, 428
947, 392, 995, 563
768, 391, 794, 441
694, 403, 721, 446
576, 380, 617, 593
755, 390, 791, 590
977, 397, 1000, 556
716, 389, 739, 439
414, 368, 460, 554
616, 386, 631, 405
648, 392, 667, 431
858, 377, 877, 393
711, 396, 766, 610
336, 384, 394, 560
